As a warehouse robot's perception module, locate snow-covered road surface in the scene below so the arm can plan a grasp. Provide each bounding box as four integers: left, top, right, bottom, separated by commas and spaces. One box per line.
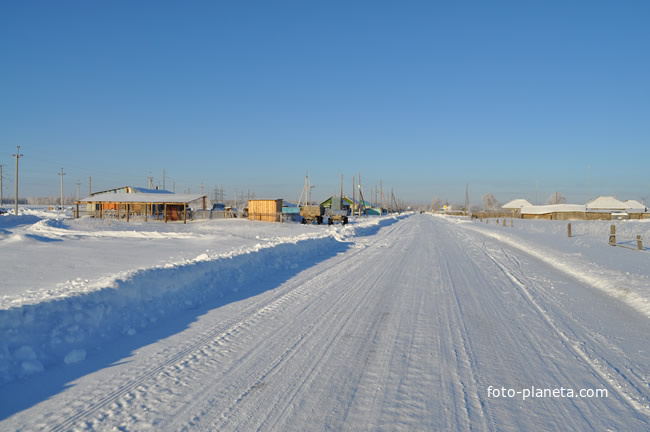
1, 214, 648, 430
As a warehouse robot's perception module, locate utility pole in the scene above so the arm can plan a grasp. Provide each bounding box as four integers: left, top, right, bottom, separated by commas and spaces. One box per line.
375, 185, 378, 207
148, 173, 153, 189
89, 176, 92, 196
13, 146, 23, 215
0, 164, 3, 206
76, 180, 81, 200
298, 171, 309, 207
357, 172, 367, 216
359, 173, 362, 216
59, 168, 66, 210
352, 175, 355, 212
587, 164, 591, 200
163, 168, 166, 191
465, 184, 469, 216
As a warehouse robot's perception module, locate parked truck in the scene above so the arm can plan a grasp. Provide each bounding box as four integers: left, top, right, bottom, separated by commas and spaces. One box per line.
326, 209, 348, 225
300, 205, 324, 224
326, 195, 349, 225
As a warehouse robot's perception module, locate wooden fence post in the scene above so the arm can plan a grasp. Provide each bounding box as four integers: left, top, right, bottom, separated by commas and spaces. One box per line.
638, 235, 643, 251
609, 225, 616, 246
503, 219, 506, 226
568, 223, 571, 238
510, 219, 513, 227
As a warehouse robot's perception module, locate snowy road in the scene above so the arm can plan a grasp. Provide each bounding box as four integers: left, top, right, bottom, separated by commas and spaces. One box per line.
2, 214, 648, 430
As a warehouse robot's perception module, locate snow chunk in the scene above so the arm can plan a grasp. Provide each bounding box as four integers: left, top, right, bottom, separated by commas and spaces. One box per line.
21, 359, 44, 374
14, 345, 37, 360
64, 349, 87, 365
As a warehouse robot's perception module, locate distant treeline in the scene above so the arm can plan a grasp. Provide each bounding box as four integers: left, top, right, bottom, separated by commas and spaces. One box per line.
2, 197, 77, 206
1, 198, 28, 205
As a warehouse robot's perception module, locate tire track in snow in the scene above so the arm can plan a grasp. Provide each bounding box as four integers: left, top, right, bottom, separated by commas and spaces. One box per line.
434, 239, 491, 431
458, 230, 650, 418
196, 220, 409, 431
86, 218, 404, 431
47, 239, 365, 432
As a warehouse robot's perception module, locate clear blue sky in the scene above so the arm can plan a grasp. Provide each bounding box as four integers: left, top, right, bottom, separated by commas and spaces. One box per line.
2, 1, 649, 206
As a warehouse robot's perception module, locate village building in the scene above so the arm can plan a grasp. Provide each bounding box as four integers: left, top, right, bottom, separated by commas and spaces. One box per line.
75, 186, 207, 223
520, 204, 587, 220
248, 199, 283, 222
502, 199, 533, 217
520, 196, 649, 220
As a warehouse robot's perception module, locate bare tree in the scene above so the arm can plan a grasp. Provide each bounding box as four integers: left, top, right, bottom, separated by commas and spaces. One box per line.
482, 193, 499, 210
546, 192, 567, 205
432, 197, 442, 212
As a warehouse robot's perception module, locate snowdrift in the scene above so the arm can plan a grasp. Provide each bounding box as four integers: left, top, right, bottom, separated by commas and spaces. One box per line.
0, 212, 405, 384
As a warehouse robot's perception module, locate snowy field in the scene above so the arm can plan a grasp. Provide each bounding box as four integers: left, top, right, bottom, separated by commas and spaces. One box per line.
1, 208, 648, 430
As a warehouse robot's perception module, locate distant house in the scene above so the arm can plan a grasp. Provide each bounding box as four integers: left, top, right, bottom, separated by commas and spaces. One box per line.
520, 196, 649, 220
520, 204, 587, 220
76, 187, 207, 223
585, 196, 645, 220
624, 200, 646, 212
586, 196, 628, 212
502, 199, 533, 210
619, 199, 648, 219
502, 199, 533, 217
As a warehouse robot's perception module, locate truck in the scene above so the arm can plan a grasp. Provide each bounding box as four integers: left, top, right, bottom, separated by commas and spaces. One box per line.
326, 209, 348, 225
326, 195, 349, 225
300, 205, 325, 224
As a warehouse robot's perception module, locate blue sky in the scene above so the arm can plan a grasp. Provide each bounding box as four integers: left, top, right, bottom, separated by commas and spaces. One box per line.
2, 1, 649, 206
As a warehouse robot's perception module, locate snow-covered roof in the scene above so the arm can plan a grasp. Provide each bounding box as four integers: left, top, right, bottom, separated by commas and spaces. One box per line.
91, 186, 174, 196
502, 199, 533, 209
586, 196, 627, 210
624, 200, 646, 211
520, 204, 586, 215
78, 193, 206, 204
129, 187, 174, 194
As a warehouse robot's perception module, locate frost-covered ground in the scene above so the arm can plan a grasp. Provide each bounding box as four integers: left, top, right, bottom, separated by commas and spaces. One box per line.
0, 209, 648, 430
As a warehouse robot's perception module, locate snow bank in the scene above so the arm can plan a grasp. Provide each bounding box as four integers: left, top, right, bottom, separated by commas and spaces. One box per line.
0, 213, 405, 384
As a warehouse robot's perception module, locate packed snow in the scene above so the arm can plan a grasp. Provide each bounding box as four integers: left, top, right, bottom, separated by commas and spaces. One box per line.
0, 209, 648, 430
1, 208, 380, 384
